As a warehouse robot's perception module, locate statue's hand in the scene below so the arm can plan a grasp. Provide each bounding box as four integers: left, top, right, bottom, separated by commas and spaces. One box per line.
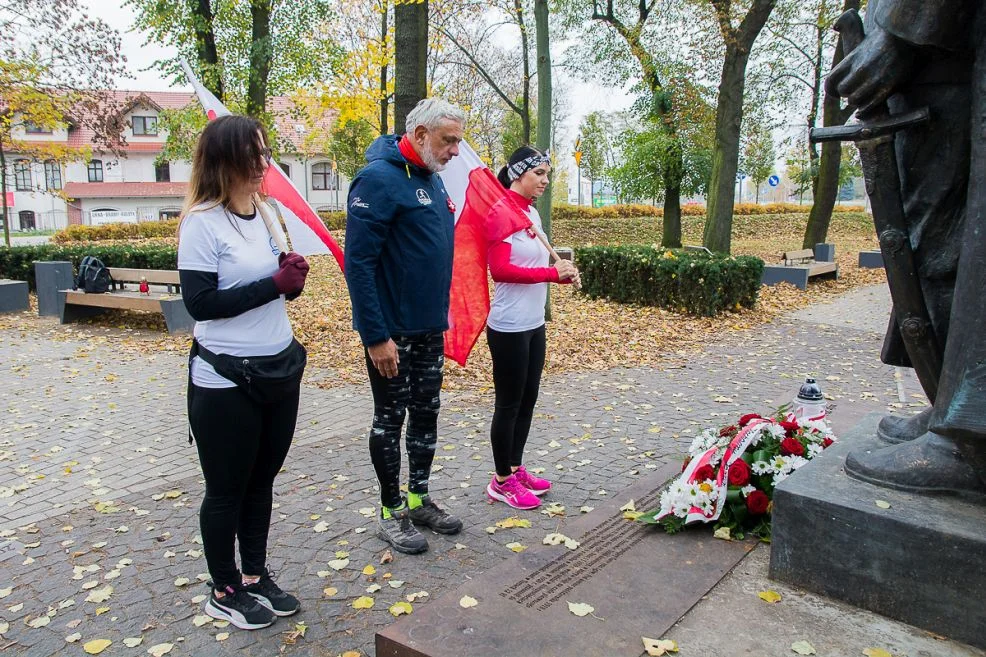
826, 27, 918, 115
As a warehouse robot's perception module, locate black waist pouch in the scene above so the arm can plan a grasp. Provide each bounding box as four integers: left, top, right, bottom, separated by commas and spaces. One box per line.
191, 338, 307, 405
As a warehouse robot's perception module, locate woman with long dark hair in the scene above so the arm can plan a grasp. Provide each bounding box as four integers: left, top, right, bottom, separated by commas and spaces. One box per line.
177, 114, 309, 630
485, 145, 579, 510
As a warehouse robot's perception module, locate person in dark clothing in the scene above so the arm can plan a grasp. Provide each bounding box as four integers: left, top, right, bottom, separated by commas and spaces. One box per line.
177, 114, 309, 630
345, 98, 466, 554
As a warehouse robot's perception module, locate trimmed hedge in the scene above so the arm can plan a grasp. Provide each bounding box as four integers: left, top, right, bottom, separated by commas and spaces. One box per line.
0, 244, 178, 290
553, 202, 865, 221
575, 245, 764, 316
53, 211, 348, 243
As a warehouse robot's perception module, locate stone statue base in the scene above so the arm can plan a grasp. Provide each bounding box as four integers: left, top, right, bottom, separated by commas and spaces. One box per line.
769, 413, 986, 650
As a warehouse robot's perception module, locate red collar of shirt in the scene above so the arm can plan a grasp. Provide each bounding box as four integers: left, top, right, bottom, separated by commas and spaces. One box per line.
505, 188, 534, 208
398, 134, 428, 169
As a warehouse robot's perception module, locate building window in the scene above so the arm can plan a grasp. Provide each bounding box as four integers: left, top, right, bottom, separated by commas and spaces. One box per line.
155, 161, 170, 183
132, 116, 158, 136
24, 122, 51, 134
312, 162, 337, 191
14, 160, 32, 191
88, 159, 103, 183
159, 207, 181, 221
18, 210, 36, 231
279, 162, 290, 177
44, 160, 62, 190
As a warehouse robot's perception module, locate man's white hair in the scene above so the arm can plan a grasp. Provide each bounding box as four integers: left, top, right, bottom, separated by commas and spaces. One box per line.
405, 98, 466, 134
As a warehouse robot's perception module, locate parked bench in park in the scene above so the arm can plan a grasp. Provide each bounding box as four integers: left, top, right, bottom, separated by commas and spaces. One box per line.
0, 279, 29, 313
761, 244, 839, 290
56, 267, 194, 334
858, 250, 883, 268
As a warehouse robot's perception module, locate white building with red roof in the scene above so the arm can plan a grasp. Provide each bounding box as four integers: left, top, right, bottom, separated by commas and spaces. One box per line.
6, 90, 349, 232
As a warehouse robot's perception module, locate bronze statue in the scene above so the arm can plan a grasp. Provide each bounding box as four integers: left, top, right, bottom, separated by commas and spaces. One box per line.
820, 0, 986, 498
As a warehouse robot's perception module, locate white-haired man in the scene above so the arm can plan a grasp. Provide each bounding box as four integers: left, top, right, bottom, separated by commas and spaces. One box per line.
344, 98, 466, 554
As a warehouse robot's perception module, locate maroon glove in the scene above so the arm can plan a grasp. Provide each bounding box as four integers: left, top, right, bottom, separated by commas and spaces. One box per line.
272, 252, 309, 296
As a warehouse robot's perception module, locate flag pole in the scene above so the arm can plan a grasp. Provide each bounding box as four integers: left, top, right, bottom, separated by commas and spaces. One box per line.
530, 225, 581, 289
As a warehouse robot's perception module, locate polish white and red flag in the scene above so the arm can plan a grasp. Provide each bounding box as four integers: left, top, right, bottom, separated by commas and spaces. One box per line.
439, 141, 531, 367
180, 61, 345, 271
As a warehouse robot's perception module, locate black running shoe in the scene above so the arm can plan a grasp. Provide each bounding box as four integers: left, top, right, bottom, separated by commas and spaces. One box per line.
242, 569, 300, 617
408, 495, 463, 535
204, 584, 275, 630
378, 505, 429, 554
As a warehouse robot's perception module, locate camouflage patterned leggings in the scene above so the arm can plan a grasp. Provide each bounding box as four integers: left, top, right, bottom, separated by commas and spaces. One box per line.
365, 333, 444, 508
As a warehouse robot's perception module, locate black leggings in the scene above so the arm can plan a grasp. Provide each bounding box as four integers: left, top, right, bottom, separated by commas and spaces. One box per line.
486, 325, 546, 477
366, 333, 444, 509
189, 384, 299, 589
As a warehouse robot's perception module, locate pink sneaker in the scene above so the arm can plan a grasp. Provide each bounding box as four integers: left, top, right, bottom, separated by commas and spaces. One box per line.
487, 475, 541, 510
513, 466, 551, 496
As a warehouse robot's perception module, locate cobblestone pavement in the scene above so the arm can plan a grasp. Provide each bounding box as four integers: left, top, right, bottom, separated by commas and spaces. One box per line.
0, 283, 936, 657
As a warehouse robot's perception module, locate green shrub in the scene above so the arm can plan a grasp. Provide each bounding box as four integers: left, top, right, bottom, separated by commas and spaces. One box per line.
53, 220, 180, 243
0, 244, 178, 290
575, 246, 764, 316
553, 202, 865, 221
317, 211, 347, 230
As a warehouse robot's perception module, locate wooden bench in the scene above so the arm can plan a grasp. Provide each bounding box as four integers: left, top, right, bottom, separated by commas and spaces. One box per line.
761, 246, 839, 290
58, 268, 194, 334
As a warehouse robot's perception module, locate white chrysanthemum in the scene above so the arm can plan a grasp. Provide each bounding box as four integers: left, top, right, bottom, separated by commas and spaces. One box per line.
740, 484, 756, 497
746, 425, 765, 447
751, 460, 772, 475
807, 443, 824, 458
773, 471, 790, 486
772, 455, 794, 474
708, 450, 723, 467
788, 455, 810, 471
764, 423, 787, 440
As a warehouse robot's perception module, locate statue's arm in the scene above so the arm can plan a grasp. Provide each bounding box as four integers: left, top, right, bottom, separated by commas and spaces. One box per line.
875, 0, 977, 50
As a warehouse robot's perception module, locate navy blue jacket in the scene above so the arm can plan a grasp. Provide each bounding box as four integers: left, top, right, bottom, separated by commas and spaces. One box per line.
345, 135, 455, 346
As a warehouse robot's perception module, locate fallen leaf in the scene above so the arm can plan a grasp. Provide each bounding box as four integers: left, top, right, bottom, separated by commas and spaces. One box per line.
792, 640, 817, 655
567, 601, 595, 617
505, 542, 527, 553
362, 565, 377, 576
83, 639, 112, 654
389, 601, 413, 617
95, 606, 110, 615
191, 594, 207, 604
313, 521, 329, 533
342, 652, 362, 657
173, 577, 190, 587
862, 650, 892, 657
713, 526, 732, 541
580, 506, 594, 513
642, 637, 679, 656
406, 591, 429, 602
147, 642, 174, 656
459, 595, 478, 608
380, 550, 394, 564
328, 559, 350, 571
758, 590, 782, 604
496, 517, 532, 529
66, 632, 82, 643
123, 637, 144, 647
192, 614, 211, 627
352, 596, 375, 610
366, 584, 382, 593
0, 621, 9, 634
163, 490, 183, 499
216, 632, 229, 641
27, 615, 51, 628
323, 586, 338, 596
0, 587, 12, 598
619, 500, 636, 512
875, 500, 891, 509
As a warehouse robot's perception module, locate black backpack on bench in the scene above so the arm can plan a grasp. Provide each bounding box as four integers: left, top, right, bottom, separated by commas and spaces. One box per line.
75, 256, 112, 294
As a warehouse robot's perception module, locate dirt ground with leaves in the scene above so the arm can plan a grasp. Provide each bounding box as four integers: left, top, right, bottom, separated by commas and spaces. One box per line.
0, 212, 884, 393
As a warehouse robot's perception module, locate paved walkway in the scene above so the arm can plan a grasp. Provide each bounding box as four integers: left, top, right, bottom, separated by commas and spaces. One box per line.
2, 283, 976, 657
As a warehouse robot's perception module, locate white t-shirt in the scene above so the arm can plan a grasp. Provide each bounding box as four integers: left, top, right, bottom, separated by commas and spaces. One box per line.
487, 205, 550, 333
177, 203, 294, 388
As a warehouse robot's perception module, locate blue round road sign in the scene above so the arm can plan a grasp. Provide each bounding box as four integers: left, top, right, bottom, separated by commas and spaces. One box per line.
768, 175, 780, 187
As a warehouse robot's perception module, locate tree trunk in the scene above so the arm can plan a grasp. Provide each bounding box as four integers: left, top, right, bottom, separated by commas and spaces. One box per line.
703, 0, 775, 254
534, 0, 552, 320
246, 0, 272, 118
703, 44, 750, 253
802, 0, 860, 248
379, 0, 389, 134
662, 182, 682, 247
394, 0, 429, 134
190, 0, 223, 101
1, 144, 9, 247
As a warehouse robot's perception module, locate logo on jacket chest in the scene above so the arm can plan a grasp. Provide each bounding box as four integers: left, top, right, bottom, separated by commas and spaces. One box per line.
416, 189, 432, 205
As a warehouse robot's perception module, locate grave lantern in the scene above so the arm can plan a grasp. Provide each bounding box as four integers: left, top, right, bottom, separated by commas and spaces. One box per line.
793, 377, 826, 421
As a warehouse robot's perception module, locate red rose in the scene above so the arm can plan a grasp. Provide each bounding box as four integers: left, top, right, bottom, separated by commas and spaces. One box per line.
780, 437, 805, 457
746, 490, 770, 514
694, 464, 715, 482
738, 413, 762, 427
681, 457, 692, 472
822, 437, 834, 448
780, 420, 800, 437
727, 459, 751, 486
719, 425, 738, 438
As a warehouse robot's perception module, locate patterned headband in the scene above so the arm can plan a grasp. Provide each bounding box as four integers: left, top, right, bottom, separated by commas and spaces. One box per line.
507, 151, 552, 182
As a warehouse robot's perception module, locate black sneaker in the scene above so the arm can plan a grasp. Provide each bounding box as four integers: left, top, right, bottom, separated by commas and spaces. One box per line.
204, 584, 275, 630
378, 505, 428, 554
242, 569, 300, 617
408, 495, 463, 535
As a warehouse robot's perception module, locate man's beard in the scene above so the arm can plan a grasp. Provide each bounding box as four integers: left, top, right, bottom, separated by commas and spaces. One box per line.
421, 141, 446, 172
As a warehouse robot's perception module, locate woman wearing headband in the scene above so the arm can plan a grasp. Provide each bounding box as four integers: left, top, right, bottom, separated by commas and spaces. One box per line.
484, 145, 580, 510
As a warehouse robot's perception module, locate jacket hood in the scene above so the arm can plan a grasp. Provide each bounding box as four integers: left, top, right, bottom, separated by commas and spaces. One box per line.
364, 134, 432, 175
